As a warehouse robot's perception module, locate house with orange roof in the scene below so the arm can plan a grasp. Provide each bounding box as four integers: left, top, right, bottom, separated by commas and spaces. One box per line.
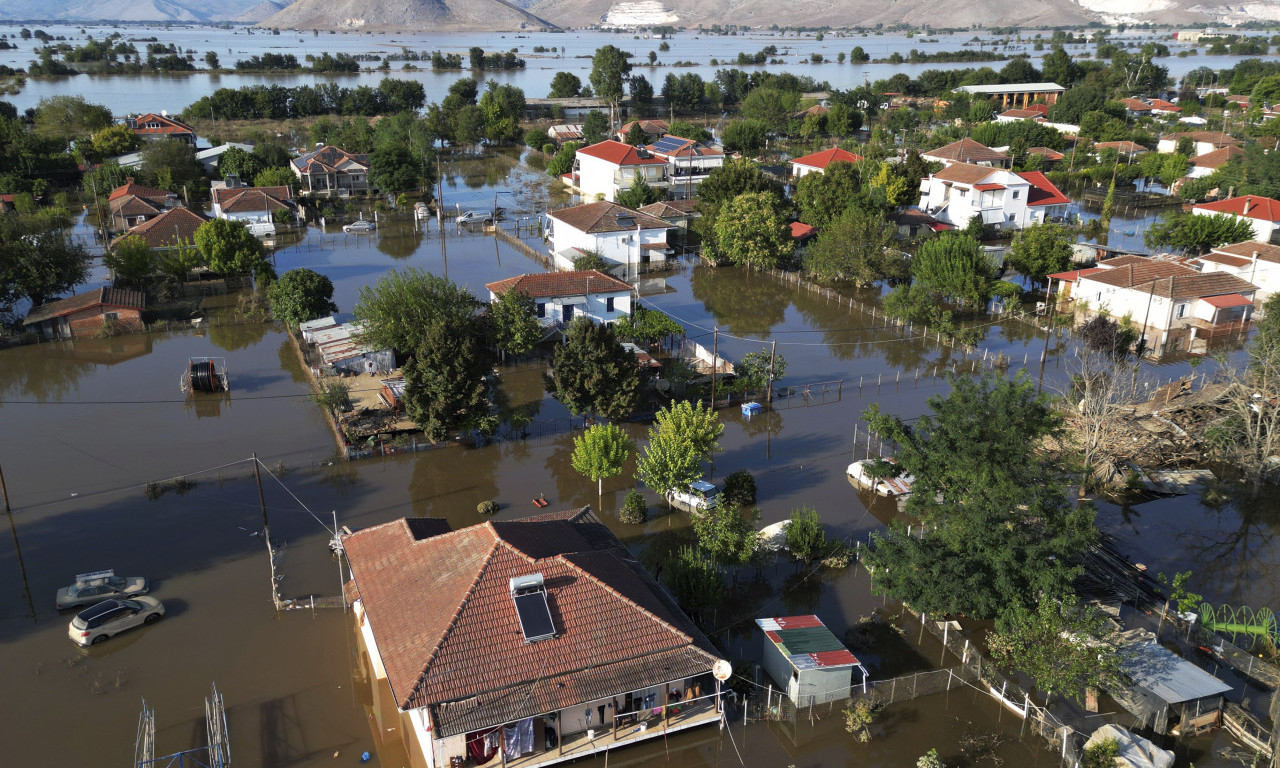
107, 177, 176, 231
342, 509, 723, 768
1185, 145, 1245, 180
921, 138, 1011, 169
1157, 131, 1240, 157
1198, 241, 1280, 301
1193, 195, 1280, 243
789, 147, 864, 179
24, 287, 146, 340
123, 113, 196, 146
918, 163, 1069, 231
645, 136, 724, 200
290, 145, 370, 197
486, 270, 634, 327
210, 177, 297, 236
546, 200, 676, 267
569, 140, 669, 202
112, 206, 208, 250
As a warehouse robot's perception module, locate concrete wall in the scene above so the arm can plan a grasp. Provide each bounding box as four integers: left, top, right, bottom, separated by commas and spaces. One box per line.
551, 223, 669, 266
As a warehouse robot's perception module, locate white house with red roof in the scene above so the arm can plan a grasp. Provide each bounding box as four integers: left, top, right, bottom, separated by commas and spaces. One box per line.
1048, 255, 1258, 354
546, 200, 676, 267
107, 178, 176, 231
789, 147, 864, 179
290, 145, 370, 197
570, 140, 669, 202
646, 136, 724, 199
124, 113, 197, 145
487, 269, 634, 327
919, 163, 1070, 231
1193, 196, 1280, 244
1198, 241, 1280, 302
210, 178, 297, 236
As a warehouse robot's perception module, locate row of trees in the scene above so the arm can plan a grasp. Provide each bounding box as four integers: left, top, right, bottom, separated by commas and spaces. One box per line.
183, 78, 427, 122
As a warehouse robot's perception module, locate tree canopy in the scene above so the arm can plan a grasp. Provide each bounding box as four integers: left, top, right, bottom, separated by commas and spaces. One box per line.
636, 399, 724, 498
487, 288, 541, 358
545, 317, 642, 420
267, 268, 337, 328
193, 219, 275, 280
571, 422, 634, 496
803, 206, 906, 286
1007, 222, 1074, 291
1145, 211, 1257, 255
403, 317, 496, 442
713, 191, 794, 269
354, 268, 481, 354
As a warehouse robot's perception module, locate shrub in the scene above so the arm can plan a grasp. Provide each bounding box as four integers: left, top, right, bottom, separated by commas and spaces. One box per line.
542, 143, 556, 155
525, 128, 549, 148
785, 507, 827, 561
477, 499, 499, 515
620, 489, 647, 523
572, 250, 609, 271
722, 469, 756, 507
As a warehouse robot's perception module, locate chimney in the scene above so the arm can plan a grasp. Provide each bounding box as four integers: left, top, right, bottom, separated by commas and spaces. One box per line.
125, 177, 134, 183
1245, 196, 1254, 215
1253, 250, 1259, 264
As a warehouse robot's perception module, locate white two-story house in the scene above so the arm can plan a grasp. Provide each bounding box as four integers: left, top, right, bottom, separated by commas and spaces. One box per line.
547, 201, 675, 267
210, 178, 296, 236
646, 136, 725, 200
1192, 196, 1280, 244
486, 269, 634, 328
1198, 241, 1280, 303
570, 140, 669, 202
919, 163, 1070, 231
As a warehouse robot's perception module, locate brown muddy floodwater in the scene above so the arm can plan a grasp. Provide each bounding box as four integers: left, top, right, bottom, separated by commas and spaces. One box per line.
0, 156, 1270, 766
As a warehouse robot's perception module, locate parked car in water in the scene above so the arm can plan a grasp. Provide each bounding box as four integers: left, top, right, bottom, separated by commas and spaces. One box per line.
343, 219, 376, 233
455, 209, 494, 224
56, 569, 149, 610
68, 597, 165, 646
667, 479, 722, 512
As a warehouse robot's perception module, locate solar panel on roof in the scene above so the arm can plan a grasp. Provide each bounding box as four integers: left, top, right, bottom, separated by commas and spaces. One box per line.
514, 592, 556, 642
652, 136, 689, 153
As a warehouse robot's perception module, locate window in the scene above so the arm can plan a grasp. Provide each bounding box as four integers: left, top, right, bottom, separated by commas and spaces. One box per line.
957, 188, 967, 198
563, 305, 575, 322
103, 312, 118, 322
1176, 303, 1188, 319
1008, 213, 1016, 222
536, 302, 545, 318
606, 297, 615, 313
1012, 190, 1020, 199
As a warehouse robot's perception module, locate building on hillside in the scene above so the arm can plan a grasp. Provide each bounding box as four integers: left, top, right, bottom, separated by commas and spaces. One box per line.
1186, 145, 1245, 179
486, 269, 633, 328
24, 287, 146, 340
568, 140, 669, 202
1048, 256, 1257, 355
954, 82, 1065, 108
918, 163, 1069, 231
1197, 241, 1280, 302
112, 206, 208, 250
789, 147, 864, 179
1192, 196, 1280, 243
210, 178, 297, 236
124, 112, 196, 145
546, 200, 675, 267
613, 119, 669, 143
647, 136, 724, 200
1157, 131, 1240, 157
756, 615, 868, 706
107, 178, 176, 232
290, 145, 370, 197
921, 138, 1011, 169
342, 508, 723, 768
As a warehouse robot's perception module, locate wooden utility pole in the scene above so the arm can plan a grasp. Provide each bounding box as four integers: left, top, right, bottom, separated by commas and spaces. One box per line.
711, 327, 719, 405
0, 460, 9, 512
252, 453, 278, 610
766, 339, 777, 405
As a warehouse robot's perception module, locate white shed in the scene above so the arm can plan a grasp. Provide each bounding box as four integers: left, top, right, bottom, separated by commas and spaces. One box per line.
756, 615, 868, 706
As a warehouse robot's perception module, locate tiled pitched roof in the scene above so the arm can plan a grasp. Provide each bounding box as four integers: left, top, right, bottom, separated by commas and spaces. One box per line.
115, 206, 208, 248
1018, 171, 1070, 207
548, 200, 675, 234
999, 108, 1045, 120
1189, 145, 1245, 170
1211, 241, 1280, 264
1199, 252, 1252, 268
646, 137, 724, 159
128, 113, 196, 137
1148, 99, 1178, 110
108, 179, 171, 202
343, 509, 718, 736
109, 195, 164, 218
790, 147, 864, 170
1027, 146, 1064, 161
291, 145, 369, 174
1202, 293, 1253, 308
932, 162, 1000, 186
1150, 272, 1259, 299
1079, 261, 1198, 289
486, 269, 632, 298
213, 186, 294, 214
576, 140, 667, 166
1179, 131, 1240, 147
1194, 195, 1280, 222
24, 286, 145, 325
1094, 141, 1149, 155
923, 138, 1009, 164
637, 199, 698, 218
616, 119, 669, 136
790, 221, 817, 240
1121, 98, 1154, 111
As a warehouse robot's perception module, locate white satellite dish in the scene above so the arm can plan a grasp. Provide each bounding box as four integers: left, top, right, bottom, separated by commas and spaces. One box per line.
712, 659, 732, 681
161, 109, 168, 117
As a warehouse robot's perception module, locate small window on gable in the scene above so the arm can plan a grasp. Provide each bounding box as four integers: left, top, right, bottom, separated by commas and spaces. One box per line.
1008, 213, 1016, 222
606, 297, 615, 312
1012, 190, 1020, 199
536, 302, 546, 318
1176, 303, 1188, 318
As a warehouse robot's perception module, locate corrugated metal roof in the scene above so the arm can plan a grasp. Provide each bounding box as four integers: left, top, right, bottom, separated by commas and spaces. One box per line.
756, 615, 863, 670
1120, 640, 1231, 704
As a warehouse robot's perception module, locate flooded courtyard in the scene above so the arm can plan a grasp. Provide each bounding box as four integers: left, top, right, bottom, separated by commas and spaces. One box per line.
1, 151, 1276, 768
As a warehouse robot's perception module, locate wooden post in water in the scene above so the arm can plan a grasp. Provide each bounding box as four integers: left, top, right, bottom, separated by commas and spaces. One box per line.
252, 453, 278, 612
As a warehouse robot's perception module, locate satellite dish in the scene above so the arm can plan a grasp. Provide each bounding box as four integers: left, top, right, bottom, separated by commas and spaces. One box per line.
161, 109, 168, 117
712, 659, 732, 682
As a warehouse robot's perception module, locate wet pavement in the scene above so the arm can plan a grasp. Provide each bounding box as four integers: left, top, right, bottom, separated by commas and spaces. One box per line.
0, 155, 1272, 767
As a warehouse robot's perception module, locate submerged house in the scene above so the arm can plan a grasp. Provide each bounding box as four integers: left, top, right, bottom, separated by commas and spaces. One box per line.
290, 145, 370, 197
24, 287, 146, 340
1110, 631, 1231, 735
343, 508, 723, 768
486, 270, 633, 328
107, 178, 176, 231
546, 200, 675, 267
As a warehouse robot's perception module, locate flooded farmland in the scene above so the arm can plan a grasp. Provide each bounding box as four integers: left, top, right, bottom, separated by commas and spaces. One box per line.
1, 152, 1275, 768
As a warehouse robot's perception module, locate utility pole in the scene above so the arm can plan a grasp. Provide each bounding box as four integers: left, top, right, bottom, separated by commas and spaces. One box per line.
766, 339, 777, 405
252, 453, 278, 611
0, 460, 9, 512
711, 327, 719, 405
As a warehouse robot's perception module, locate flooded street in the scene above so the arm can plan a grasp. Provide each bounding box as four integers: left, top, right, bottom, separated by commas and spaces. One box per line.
1, 151, 1274, 767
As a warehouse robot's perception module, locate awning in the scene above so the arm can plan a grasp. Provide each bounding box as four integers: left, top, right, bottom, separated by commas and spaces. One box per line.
1202, 293, 1253, 308
973, 183, 1005, 191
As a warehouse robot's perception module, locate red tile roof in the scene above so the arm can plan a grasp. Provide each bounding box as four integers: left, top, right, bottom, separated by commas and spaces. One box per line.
973, 183, 1005, 191
1094, 141, 1149, 155
1194, 195, 1280, 222
789, 221, 817, 240
576, 140, 667, 166
1018, 171, 1070, 207
999, 108, 1045, 120
1202, 293, 1253, 308
114, 206, 208, 249
932, 162, 999, 185
1079, 261, 1196, 289
1027, 147, 1064, 161
1148, 99, 1178, 110
1199, 252, 1252, 268
637, 199, 698, 218
24, 286, 145, 325
1178, 131, 1241, 147
108, 178, 171, 203
212, 186, 293, 214
343, 509, 718, 736
1121, 98, 1154, 112
1048, 267, 1107, 282
291, 145, 369, 175
791, 147, 864, 170
486, 269, 632, 299
922, 138, 1009, 165
127, 113, 196, 137
109, 195, 164, 219
1189, 145, 1245, 170
548, 200, 675, 234
1212, 241, 1280, 264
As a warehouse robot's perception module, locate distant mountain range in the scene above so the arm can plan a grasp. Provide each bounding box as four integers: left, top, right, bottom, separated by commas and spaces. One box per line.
0, 0, 1275, 30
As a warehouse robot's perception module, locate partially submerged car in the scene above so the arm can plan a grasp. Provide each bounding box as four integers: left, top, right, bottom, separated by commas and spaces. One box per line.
56, 569, 149, 610
667, 479, 723, 512
68, 597, 165, 646
343, 219, 376, 233
455, 209, 494, 224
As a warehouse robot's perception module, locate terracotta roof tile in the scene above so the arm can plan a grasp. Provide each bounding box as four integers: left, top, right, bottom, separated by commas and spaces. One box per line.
931, 162, 1000, 185
1194, 195, 1280, 222
576, 140, 667, 166
1150, 272, 1258, 299
791, 147, 864, 170
1018, 171, 1070, 207
1202, 293, 1253, 308
1212, 241, 1280, 264
291, 145, 369, 174
1199, 252, 1252, 268
1179, 131, 1240, 147
1189, 145, 1245, 169
923, 138, 1009, 164
343, 509, 718, 736
114, 206, 208, 249
548, 200, 675, 234
25, 287, 145, 325
486, 269, 632, 299
214, 187, 294, 214
1079, 261, 1196, 289
637, 199, 698, 218
108, 179, 172, 203
109, 195, 164, 218
1094, 141, 1149, 155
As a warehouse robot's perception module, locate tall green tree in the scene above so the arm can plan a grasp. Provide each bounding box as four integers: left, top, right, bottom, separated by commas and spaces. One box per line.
193, 219, 274, 280
1144, 211, 1256, 255
1006, 222, 1073, 291
581, 110, 610, 144
691, 504, 760, 566
0, 210, 90, 309
32, 95, 112, 148
487, 288, 541, 358
589, 45, 632, 121
267, 267, 337, 327
713, 191, 794, 269
720, 119, 767, 156
403, 318, 496, 442
370, 144, 423, 192
987, 595, 1121, 705
794, 162, 865, 227
548, 71, 582, 98
803, 206, 905, 285
734, 349, 786, 393
636, 400, 723, 498
616, 173, 663, 208
911, 232, 995, 310
570, 422, 635, 496
104, 235, 154, 288
861, 373, 1097, 619
354, 268, 480, 354
546, 317, 641, 420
